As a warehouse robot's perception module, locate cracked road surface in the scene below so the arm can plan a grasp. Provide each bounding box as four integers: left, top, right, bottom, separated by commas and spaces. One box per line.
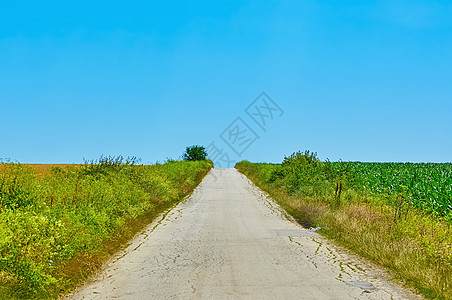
69, 169, 421, 300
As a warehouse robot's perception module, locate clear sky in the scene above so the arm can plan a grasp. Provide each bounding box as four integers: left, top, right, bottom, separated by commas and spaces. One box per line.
1, 0, 451, 164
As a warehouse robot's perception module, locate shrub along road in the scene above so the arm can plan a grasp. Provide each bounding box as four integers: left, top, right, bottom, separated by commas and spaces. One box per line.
68, 169, 421, 299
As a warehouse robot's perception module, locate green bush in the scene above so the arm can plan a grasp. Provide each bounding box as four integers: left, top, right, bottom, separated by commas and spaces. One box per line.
256, 151, 354, 200
183, 145, 207, 161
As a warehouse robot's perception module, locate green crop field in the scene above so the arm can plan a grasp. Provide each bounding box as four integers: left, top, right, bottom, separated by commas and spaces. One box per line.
346, 162, 452, 219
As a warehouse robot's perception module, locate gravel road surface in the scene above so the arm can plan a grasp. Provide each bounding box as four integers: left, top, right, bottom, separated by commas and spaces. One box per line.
68, 168, 421, 299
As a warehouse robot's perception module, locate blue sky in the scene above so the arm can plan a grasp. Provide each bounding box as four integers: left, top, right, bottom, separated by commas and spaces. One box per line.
1, 0, 451, 164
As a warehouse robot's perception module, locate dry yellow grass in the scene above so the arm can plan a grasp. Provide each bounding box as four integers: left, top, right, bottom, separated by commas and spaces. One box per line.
0, 164, 80, 178
26, 164, 79, 178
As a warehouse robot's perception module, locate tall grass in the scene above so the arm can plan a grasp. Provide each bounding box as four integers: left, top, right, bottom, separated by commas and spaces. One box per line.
0, 157, 212, 299
236, 156, 451, 300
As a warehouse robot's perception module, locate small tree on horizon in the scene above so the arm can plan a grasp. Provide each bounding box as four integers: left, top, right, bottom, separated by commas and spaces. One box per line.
183, 145, 207, 161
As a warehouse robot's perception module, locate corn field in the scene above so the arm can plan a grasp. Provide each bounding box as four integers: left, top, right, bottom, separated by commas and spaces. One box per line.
347, 162, 452, 219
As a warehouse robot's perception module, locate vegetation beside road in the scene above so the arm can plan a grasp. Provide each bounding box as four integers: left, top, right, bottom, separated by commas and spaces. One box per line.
236, 152, 451, 300
0, 157, 212, 299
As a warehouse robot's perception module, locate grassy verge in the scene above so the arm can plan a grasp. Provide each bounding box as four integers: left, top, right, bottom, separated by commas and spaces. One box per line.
0, 157, 213, 299
236, 160, 451, 300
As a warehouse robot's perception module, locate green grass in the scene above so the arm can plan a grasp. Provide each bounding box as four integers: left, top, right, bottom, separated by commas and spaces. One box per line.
0, 157, 212, 299
236, 155, 452, 300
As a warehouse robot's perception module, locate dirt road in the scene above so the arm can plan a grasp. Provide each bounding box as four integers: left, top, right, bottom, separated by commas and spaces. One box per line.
69, 168, 420, 299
